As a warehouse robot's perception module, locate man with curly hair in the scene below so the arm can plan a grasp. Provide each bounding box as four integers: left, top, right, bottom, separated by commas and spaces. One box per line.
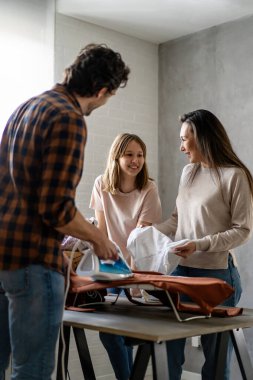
0, 43, 130, 380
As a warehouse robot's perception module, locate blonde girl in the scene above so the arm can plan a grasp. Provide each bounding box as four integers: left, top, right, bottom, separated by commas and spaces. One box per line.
90, 133, 162, 380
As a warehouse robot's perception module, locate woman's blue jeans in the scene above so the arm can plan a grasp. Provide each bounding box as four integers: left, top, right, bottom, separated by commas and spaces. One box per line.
99, 332, 133, 380
100, 288, 133, 380
166, 255, 242, 380
0, 265, 65, 380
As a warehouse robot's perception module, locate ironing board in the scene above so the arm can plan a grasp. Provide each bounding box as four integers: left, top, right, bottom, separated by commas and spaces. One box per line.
109, 285, 209, 322
67, 271, 243, 322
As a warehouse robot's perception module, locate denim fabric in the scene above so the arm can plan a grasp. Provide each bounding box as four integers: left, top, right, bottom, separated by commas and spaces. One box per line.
99, 332, 133, 380
166, 255, 242, 380
99, 288, 133, 380
0, 265, 64, 380
0, 285, 11, 380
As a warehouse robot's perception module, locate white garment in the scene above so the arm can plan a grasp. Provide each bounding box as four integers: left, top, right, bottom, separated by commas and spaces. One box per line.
127, 226, 188, 274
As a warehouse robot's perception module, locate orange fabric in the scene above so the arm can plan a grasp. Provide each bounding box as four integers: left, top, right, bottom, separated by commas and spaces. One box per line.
178, 302, 243, 317
68, 270, 242, 316
65, 306, 95, 312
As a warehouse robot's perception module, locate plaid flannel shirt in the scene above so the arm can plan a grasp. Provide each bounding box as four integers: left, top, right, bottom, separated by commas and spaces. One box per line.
0, 84, 87, 273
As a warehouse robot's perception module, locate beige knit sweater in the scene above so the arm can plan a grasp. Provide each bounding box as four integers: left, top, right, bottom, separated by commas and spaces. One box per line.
156, 164, 253, 269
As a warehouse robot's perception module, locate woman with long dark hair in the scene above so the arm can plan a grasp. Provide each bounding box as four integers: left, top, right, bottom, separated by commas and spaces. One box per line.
156, 109, 253, 380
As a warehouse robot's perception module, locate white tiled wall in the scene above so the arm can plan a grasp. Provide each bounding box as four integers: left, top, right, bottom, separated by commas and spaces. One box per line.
55, 14, 159, 217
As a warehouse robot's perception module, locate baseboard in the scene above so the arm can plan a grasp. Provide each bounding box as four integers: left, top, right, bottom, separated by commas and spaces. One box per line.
97, 375, 115, 380
182, 370, 201, 380
97, 370, 201, 380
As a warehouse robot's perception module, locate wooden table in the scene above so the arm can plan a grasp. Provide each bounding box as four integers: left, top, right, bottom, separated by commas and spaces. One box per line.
56, 299, 253, 380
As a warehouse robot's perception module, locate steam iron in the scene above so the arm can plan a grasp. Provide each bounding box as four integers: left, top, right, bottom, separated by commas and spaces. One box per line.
76, 247, 133, 281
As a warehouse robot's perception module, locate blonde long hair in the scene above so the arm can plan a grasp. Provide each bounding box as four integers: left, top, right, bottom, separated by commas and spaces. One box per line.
102, 133, 149, 194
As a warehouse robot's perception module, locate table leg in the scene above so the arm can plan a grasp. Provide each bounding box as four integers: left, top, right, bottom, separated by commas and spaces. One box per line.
130, 340, 169, 380
230, 328, 253, 380
151, 342, 169, 380
73, 328, 96, 380
130, 343, 151, 380
57, 325, 71, 380
214, 329, 253, 380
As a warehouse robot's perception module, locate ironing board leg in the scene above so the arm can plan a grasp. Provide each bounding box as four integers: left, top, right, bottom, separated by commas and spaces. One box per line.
57, 325, 71, 380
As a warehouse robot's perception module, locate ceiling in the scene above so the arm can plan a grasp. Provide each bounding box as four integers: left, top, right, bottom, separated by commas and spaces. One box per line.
56, 0, 253, 44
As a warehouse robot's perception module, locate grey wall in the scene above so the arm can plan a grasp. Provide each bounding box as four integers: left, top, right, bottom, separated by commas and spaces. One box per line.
158, 15, 253, 377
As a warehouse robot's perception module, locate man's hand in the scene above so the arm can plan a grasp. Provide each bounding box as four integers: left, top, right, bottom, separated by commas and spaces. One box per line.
57, 209, 118, 261
93, 237, 119, 261
173, 241, 196, 259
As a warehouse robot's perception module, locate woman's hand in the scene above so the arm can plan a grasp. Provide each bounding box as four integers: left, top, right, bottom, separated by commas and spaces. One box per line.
173, 241, 196, 258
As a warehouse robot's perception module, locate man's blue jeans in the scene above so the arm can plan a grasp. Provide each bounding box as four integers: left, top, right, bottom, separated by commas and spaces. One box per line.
166, 255, 242, 380
0, 265, 65, 380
